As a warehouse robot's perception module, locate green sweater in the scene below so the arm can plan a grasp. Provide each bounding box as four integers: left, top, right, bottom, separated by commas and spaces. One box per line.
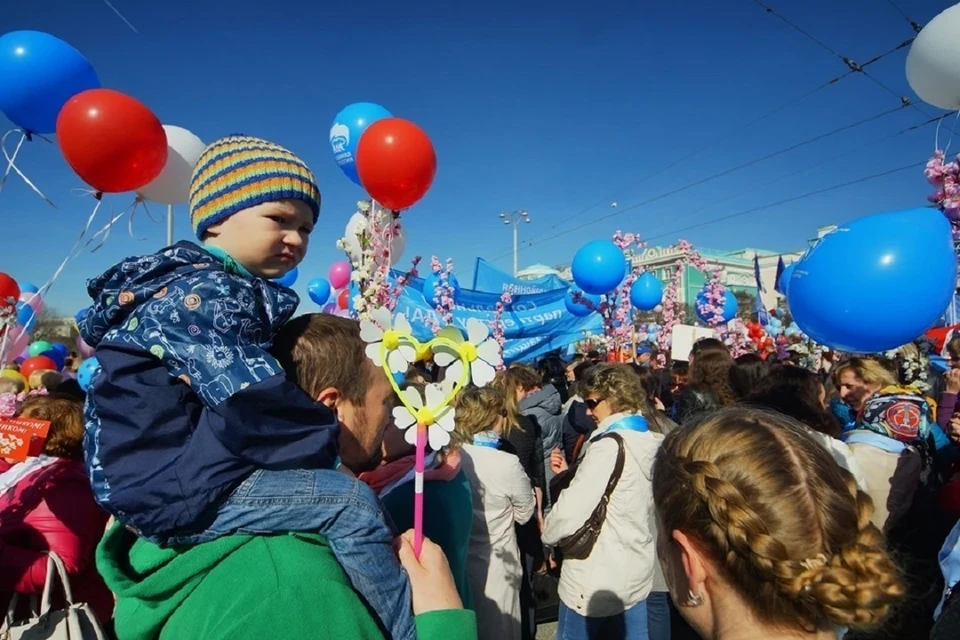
97, 525, 477, 640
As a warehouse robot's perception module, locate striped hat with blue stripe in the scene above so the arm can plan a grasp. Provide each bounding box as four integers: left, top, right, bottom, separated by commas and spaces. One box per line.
188, 135, 321, 238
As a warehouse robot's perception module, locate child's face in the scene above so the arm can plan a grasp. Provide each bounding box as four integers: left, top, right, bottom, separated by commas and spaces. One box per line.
205, 199, 314, 278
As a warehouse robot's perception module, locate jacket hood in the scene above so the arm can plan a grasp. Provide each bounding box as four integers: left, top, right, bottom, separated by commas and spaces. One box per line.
79, 241, 295, 347
519, 384, 562, 416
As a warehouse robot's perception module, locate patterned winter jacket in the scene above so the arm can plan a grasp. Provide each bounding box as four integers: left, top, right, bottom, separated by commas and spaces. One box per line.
79, 241, 339, 537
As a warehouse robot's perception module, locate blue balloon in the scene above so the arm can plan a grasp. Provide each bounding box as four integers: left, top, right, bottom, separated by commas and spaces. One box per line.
307, 278, 332, 306
696, 289, 738, 325
564, 289, 600, 317
0, 31, 100, 134
18, 282, 38, 294
779, 263, 795, 296
790, 208, 957, 352
77, 356, 100, 392
422, 273, 461, 306
572, 240, 627, 295
629, 273, 663, 311
330, 102, 393, 186
50, 342, 68, 358
74, 306, 90, 327
16, 302, 37, 331
274, 267, 298, 288
40, 349, 64, 371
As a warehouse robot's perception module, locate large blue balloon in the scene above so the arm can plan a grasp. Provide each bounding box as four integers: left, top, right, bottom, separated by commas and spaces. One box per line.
274, 267, 298, 288
77, 356, 100, 392
16, 302, 37, 332
778, 263, 795, 296
307, 277, 332, 306
790, 208, 957, 352
422, 273, 461, 306
329, 102, 392, 186
630, 273, 663, 311
564, 289, 600, 317
695, 288, 738, 325
0, 31, 100, 134
571, 240, 627, 295
50, 342, 68, 358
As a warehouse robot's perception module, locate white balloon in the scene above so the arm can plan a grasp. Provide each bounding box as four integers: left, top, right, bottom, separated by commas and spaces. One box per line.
343, 213, 366, 263
907, 5, 960, 110
138, 125, 206, 205
387, 221, 406, 266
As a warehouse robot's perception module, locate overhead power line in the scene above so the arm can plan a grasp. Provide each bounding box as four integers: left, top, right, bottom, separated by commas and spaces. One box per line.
884, 0, 923, 33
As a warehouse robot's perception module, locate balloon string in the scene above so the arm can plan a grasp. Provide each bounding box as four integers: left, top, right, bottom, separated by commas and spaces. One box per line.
0, 130, 57, 209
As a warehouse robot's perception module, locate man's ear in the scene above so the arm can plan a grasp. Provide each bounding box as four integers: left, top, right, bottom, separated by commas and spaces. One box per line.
316, 387, 340, 409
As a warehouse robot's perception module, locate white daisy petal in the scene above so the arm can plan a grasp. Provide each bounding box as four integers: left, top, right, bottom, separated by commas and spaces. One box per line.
402, 386, 424, 409
432, 347, 457, 367
387, 348, 409, 374
466, 318, 489, 344
439, 376, 456, 395
445, 359, 468, 386
394, 314, 412, 335
434, 406, 455, 433
477, 339, 503, 367
359, 321, 384, 344
392, 406, 416, 430
424, 383, 445, 408
365, 343, 384, 367
397, 344, 416, 364
471, 361, 497, 387
428, 426, 450, 450
404, 426, 419, 446
370, 306, 393, 331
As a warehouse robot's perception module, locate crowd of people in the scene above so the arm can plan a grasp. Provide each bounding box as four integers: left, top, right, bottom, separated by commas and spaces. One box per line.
1, 133, 959, 640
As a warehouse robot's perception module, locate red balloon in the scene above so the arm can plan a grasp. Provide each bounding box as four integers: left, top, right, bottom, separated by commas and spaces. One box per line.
0, 272, 19, 307
337, 289, 350, 310
56, 89, 168, 193
356, 117, 436, 210
20, 355, 58, 380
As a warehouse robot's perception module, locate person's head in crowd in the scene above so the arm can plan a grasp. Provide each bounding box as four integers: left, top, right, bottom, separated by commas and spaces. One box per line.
688, 350, 737, 407
51, 377, 85, 402
670, 362, 689, 394
580, 363, 647, 424
492, 365, 541, 437
28, 369, 62, 393
729, 352, 768, 400
452, 385, 507, 445
635, 345, 654, 367
0, 375, 25, 396
689, 337, 727, 366
947, 334, 960, 369
586, 350, 601, 363
18, 393, 86, 460
403, 362, 432, 385
747, 365, 842, 438
653, 407, 904, 638
567, 361, 596, 399
379, 381, 433, 463
832, 357, 896, 413
272, 314, 394, 473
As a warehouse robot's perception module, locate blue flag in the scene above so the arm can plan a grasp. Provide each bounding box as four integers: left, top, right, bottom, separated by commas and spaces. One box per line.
754, 254, 769, 325
773, 256, 786, 294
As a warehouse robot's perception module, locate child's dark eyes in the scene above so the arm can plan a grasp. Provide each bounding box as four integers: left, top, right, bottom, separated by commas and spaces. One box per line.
268, 215, 285, 224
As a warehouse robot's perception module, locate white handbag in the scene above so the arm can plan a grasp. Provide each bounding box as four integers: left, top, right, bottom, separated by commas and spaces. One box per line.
1, 552, 107, 640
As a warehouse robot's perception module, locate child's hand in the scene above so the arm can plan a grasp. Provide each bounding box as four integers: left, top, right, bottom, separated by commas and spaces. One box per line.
946, 369, 960, 395
396, 530, 462, 614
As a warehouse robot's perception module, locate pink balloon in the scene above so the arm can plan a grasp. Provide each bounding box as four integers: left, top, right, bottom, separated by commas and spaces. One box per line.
0, 324, 31, 365
20, 291, 42, 314
328, 261, 352, 290
76, 336, 96, 358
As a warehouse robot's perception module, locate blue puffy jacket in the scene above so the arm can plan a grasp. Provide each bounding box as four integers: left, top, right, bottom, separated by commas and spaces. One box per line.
80, 241, 339, 537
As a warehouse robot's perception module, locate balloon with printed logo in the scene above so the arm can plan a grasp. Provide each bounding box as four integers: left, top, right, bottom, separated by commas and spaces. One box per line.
329, 261, 352, 290
307, 278, 332, 306
56, 88, 168, 193
571, 240, 627, 295
564, 289, 600, 318
330, 103, 393, 186
28, 340, 52, 358
0, 31, 100, 134
77, 357, 100, 392
76, 335, 95, 359
629, 273, 663, 311
273, 267, 298, 288
356, 118, 437, 210
137, 125, 206, 204
0, 273, 20, 310
20, 355, 57, 380
74, 306, 90, 328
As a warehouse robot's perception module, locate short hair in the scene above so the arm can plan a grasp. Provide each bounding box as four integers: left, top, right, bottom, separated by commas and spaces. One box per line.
580, 363, 647, 414
271, 314, 370, 404
18, 393, 85, 460
947, 334, 960, 361
453, 385, 505, 445
831, 357, 897, 391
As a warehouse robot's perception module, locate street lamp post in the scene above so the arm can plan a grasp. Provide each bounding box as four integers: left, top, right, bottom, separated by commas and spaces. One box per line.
499, 210, 530, 276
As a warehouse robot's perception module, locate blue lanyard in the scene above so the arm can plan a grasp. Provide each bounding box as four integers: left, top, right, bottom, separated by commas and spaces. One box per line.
592, 415, 648, 441
472, 431, 501, 449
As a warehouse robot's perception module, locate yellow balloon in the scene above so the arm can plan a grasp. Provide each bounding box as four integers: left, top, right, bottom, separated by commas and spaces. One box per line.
0, 368, 29, 391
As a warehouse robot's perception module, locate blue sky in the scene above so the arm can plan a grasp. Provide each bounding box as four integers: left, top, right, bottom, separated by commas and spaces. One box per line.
0, 0, 950, 314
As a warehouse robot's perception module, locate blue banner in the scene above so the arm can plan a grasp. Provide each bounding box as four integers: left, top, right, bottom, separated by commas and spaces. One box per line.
391, 272, 602, 363
471, 258, 569, 295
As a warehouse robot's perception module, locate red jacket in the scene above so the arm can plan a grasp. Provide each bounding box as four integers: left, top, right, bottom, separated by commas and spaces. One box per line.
0, 457, 113, 624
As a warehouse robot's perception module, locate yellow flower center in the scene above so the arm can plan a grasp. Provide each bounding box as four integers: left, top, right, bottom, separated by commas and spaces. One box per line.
415, 407, 435, 426
462, 342, 479, 362
382, 330, 401, 351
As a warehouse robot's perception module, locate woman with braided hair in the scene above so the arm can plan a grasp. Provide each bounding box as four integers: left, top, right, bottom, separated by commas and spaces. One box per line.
652, 408, 905, 639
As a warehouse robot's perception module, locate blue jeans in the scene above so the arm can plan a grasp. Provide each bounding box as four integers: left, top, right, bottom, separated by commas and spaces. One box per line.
558, 599, 649, 640
159, 468, 415, 640
646, 591, 671, 640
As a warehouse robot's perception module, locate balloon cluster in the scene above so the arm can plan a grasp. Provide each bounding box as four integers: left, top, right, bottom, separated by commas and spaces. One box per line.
329, 102, 437, 211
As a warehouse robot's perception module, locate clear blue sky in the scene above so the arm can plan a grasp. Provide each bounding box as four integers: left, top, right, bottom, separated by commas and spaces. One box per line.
0, 0, 950, 315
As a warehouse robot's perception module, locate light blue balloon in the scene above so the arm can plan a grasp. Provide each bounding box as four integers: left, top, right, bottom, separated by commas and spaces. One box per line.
629, 273, 663, 311
564, 289, 600, 317
0, 31, 100, 134
330, 102, 393, 186
422, 273, 461, 306
18, 282, 39, 294
307, 277, 332, 306
77, 356, 100, 392
696, 289, 738, 324
779, 263, 795, 296
274, 267, 298, 288
572, 240, 627, 295
790, 208, 957, 352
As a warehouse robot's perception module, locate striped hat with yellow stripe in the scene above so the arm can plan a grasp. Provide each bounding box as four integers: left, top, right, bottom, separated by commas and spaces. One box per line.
189, 135, 321, 238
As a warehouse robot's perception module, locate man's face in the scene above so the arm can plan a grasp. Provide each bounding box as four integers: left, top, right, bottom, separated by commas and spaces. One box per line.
335, 362, 395, 473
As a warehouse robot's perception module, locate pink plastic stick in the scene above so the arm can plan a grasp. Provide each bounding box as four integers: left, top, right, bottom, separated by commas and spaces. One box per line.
413, 423, 426, 559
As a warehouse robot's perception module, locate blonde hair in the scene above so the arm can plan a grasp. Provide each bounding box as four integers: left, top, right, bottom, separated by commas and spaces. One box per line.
28, 369, 61, 392
580, 363, 647, 414
653, 408, 904, 632
492, 367, 537, 438
832, 357, 897, 390
452, 386, 504, 446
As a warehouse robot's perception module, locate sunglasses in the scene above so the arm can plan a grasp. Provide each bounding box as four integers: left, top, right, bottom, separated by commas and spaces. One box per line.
584, 398, 603, 410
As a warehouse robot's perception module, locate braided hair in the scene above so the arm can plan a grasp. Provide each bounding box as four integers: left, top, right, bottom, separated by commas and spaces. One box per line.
653, 408, 904, 632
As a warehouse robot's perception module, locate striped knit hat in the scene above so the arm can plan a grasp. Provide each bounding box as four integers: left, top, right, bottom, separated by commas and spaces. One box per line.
189, 135, 321, 238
